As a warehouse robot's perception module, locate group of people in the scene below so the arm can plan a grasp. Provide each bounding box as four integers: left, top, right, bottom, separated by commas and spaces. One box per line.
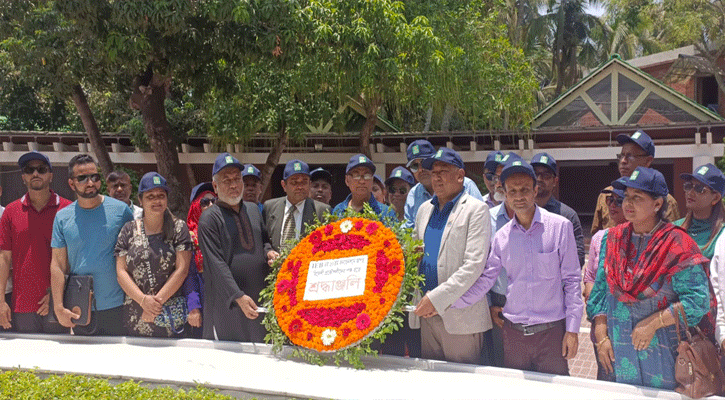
0, 131, 724, 392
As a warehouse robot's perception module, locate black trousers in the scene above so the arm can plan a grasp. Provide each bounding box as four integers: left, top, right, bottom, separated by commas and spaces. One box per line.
73, 306, 124, 336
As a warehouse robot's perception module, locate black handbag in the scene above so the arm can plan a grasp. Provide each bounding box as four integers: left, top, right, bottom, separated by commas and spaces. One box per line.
49, 275, 95, 327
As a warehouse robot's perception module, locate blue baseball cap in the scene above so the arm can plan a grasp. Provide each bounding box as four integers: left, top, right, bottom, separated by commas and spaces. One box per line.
406, 140, 436, 166
373, 174, 384, 185
346, 154, 376, 174
601, 177, 628, 199
190, 182, 215, 203
484, 151, 505, 173
18, 151, 52, 171
212, 153, 244, 176
421, 147, 465, 170
680, 163, 725, 196
242, 164, 261, 180
530, 152, 557, 175
310, 167, 332, 184
138, 172, 169, 194
616, 130, 655, 157
500, 154, 535, 184
283, 159, 310, 180
385, 166, 415, 186
612, 166, 668, 197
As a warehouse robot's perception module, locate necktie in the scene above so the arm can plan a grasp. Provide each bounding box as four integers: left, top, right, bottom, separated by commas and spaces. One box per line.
281, 204, 297, 249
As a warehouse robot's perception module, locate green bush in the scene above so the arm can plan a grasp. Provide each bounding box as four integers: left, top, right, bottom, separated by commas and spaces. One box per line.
0, 370, 243, 400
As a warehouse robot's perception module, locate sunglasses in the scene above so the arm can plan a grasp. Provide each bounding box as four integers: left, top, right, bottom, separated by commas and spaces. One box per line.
485, 173, 500, 183
605, 195, 623, 207
683, 181, 711, 194
199, 197, 216, 207
73, 173, 101, 184
22, 165, 50, 175
388, 186, 408, 195
349, 173, 373, 181
408, 161, 422, 173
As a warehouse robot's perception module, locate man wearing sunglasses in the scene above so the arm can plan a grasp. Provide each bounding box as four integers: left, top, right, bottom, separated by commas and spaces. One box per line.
106, 170, 142, 219
242, 164, 264, 215
0, 152, 72, 333
50, 154, 134, 336
591, 130, 679, 234
403, 140, 482, 229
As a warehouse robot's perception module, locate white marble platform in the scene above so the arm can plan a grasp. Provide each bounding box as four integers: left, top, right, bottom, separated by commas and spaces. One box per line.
0, 333, 708, 399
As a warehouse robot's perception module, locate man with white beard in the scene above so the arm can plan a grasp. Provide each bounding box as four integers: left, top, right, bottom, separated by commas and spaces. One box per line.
197, 153, 275, 342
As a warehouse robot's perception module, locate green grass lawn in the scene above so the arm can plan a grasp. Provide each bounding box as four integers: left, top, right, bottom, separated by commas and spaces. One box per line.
0, 370, 243, 399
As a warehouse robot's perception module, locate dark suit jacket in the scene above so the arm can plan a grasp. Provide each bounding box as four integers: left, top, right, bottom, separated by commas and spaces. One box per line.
263, 197, 331, 251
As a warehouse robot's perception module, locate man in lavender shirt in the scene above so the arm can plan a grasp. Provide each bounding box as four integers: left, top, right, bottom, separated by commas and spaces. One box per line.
453, 158, 582, 375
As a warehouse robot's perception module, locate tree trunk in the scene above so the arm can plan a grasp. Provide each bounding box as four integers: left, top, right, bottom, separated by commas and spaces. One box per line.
441, 103, 454, 132
423, 105, 433, 132
359, 102, 379, 157
71, 84, 114, 177
260, 123, 287, 196
129, 69, 188, 216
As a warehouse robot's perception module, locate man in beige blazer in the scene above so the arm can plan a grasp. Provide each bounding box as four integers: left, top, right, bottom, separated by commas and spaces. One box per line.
413, 147, 492, 364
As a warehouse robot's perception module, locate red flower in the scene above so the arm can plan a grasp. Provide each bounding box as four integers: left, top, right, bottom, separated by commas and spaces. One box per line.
324, 225, 334, 236
366, 222, 379, 235
277, 279, 293, 293
379, 298, 385, 305
309, 230, 322, 243
387, 260, 401, 274
355, 220, 365, 230
289, 319, 302, 333
282, 305, 288, 312
297, 303, 366, 327
356, 313, 371, 330
342, 328, 351, 338
384, 240, 391, 247
307, 332, 313, 340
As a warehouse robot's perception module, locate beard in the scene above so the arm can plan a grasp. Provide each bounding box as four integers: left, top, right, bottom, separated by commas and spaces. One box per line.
75, 186, 99, 199
493, 190, 505, 203
218, 192, 243, 206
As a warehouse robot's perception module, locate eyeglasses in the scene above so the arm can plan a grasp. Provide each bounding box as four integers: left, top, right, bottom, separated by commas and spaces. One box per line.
683, 181, 711, 194
387, 186, 408, 195
616, 153, 649, 162
200, 197, 216, 207
605, 195, 623, 207
485, 173, 500, 184
535, 171, 555, 180
73, 173, 101, 183
349, 173, 373, 181
408, 161, 421, 173
22, 165, 50, 175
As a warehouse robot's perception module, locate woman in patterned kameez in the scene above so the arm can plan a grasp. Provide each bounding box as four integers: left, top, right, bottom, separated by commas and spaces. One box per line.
587, 167, 714, 390
115, 172, 193, 337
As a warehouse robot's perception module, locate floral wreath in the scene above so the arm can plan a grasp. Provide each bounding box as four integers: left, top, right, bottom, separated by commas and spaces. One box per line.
261, 204, 423, 368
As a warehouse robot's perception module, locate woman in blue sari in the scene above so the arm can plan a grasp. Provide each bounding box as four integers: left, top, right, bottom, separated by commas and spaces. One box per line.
587, 167, 713, 389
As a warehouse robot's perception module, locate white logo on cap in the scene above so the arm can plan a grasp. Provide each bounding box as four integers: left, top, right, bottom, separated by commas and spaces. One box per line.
436, 150, 443, 158
495, 154, 502, 161
359, 156, 366, 163
247, 167, 254, 173
294, 163, 301, 171
153, 176, 161, 185
412, 145, 419, 155
512, 161, 522, 166
395, 170, 402, 177
698, 166, 709, 175
541, 156, 548, 164
225, 156, 233, 164
632, 131, 642, 139
630, 170, 639, 180
502, 155, 510, 162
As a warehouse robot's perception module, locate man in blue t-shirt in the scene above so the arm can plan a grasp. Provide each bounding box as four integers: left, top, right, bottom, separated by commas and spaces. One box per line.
50, 154, 134, 336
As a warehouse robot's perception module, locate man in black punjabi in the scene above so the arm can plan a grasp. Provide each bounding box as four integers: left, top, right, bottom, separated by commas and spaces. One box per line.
198, 153, 276, 342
